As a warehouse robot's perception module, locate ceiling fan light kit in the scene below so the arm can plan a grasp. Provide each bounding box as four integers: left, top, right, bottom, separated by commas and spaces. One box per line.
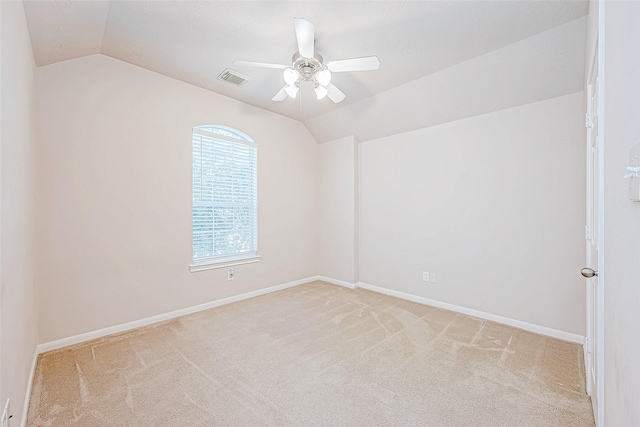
233, 17, 380, 104
314, 85, 328, 100
283, 67, 299, 85
316, 69, 331, 87
282, 52, 332, 100
285, 84, 299, 98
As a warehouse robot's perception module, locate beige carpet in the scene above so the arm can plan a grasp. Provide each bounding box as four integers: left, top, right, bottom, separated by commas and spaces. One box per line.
27, 281, 594, 426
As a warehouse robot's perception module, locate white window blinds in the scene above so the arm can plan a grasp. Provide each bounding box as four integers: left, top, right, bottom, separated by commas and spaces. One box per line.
192, 126, 257, 263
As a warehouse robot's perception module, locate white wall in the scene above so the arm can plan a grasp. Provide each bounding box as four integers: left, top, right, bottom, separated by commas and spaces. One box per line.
585, 1, 598, 83
359, 92, 586, 335
0, 2, 39, 425
602, 2, 640, 424
318, 136, 359, 283
35, 54, 319, 344
304, 17, 587, 144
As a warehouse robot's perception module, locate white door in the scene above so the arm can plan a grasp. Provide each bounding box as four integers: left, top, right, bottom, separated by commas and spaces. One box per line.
584, 47, 603, 425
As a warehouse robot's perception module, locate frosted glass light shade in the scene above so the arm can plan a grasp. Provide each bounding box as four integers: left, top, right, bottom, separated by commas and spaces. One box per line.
283, 68, 300, 85
316, 69, 331, 86
314, 85, 328, 100
285, 85, 299, 98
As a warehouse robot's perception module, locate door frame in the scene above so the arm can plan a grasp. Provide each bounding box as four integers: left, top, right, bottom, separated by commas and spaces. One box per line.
584, 3, 605, 425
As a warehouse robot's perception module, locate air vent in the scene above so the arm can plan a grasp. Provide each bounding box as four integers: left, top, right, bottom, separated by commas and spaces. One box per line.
217, 69, 252, 87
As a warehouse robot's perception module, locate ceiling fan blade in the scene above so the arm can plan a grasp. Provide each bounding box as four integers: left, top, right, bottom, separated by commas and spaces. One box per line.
326, 56, 380, 72
326, 83, 346, 103
233, 60, 287, 69
294, 17, 314, 59
272, 86, 288, 101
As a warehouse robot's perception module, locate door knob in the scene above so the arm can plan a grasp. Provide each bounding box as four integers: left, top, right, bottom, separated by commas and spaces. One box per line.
581, 267, 598, 278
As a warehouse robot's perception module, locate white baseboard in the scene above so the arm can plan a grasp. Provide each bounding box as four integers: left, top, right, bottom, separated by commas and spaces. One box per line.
20, 349, 38, 427
34, 275, 585, 352
584, 343, 589, 393
37, 276, 319, 354
356, 281, 585, 345
317, 276, 358, 289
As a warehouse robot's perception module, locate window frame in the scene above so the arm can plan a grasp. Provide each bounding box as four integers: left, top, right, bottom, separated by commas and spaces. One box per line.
189, 125, 260, 273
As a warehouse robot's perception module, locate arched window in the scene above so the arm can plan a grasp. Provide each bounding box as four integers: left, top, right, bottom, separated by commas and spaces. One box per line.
190, 125, 258, 271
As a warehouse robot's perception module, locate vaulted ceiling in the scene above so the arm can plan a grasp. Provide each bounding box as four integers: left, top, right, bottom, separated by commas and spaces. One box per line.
24, 1, 588, 123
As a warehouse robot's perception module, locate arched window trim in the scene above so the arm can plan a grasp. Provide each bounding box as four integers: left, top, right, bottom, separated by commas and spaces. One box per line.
190, 124, 260, 272
194, 124, 255, 143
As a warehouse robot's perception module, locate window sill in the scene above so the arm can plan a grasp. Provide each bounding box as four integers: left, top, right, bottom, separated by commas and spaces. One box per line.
189, 254, 261, 273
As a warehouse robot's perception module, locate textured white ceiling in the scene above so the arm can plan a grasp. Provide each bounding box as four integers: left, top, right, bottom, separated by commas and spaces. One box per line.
23, 0, 109, 65
305, 17, 588, 143
24, 0, 588, 122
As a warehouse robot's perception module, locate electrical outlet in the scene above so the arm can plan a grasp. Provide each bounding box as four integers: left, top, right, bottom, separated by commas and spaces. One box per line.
2, 399, 10, 427
430, 273, 437, 283
422, 271, 430, 282
227, 269, 235, 281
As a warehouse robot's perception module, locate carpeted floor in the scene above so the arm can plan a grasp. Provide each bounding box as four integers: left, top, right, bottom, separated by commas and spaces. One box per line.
27, 281, 594, 426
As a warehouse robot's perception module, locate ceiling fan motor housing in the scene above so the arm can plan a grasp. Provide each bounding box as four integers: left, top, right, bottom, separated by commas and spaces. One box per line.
291, 52, 326, 86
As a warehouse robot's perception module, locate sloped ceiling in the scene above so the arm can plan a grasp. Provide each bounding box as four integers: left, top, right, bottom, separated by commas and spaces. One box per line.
306, 17, 588, 143
24, 0, 588, 128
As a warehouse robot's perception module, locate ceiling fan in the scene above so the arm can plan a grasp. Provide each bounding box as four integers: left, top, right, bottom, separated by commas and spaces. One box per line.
233, 17, 380, 103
